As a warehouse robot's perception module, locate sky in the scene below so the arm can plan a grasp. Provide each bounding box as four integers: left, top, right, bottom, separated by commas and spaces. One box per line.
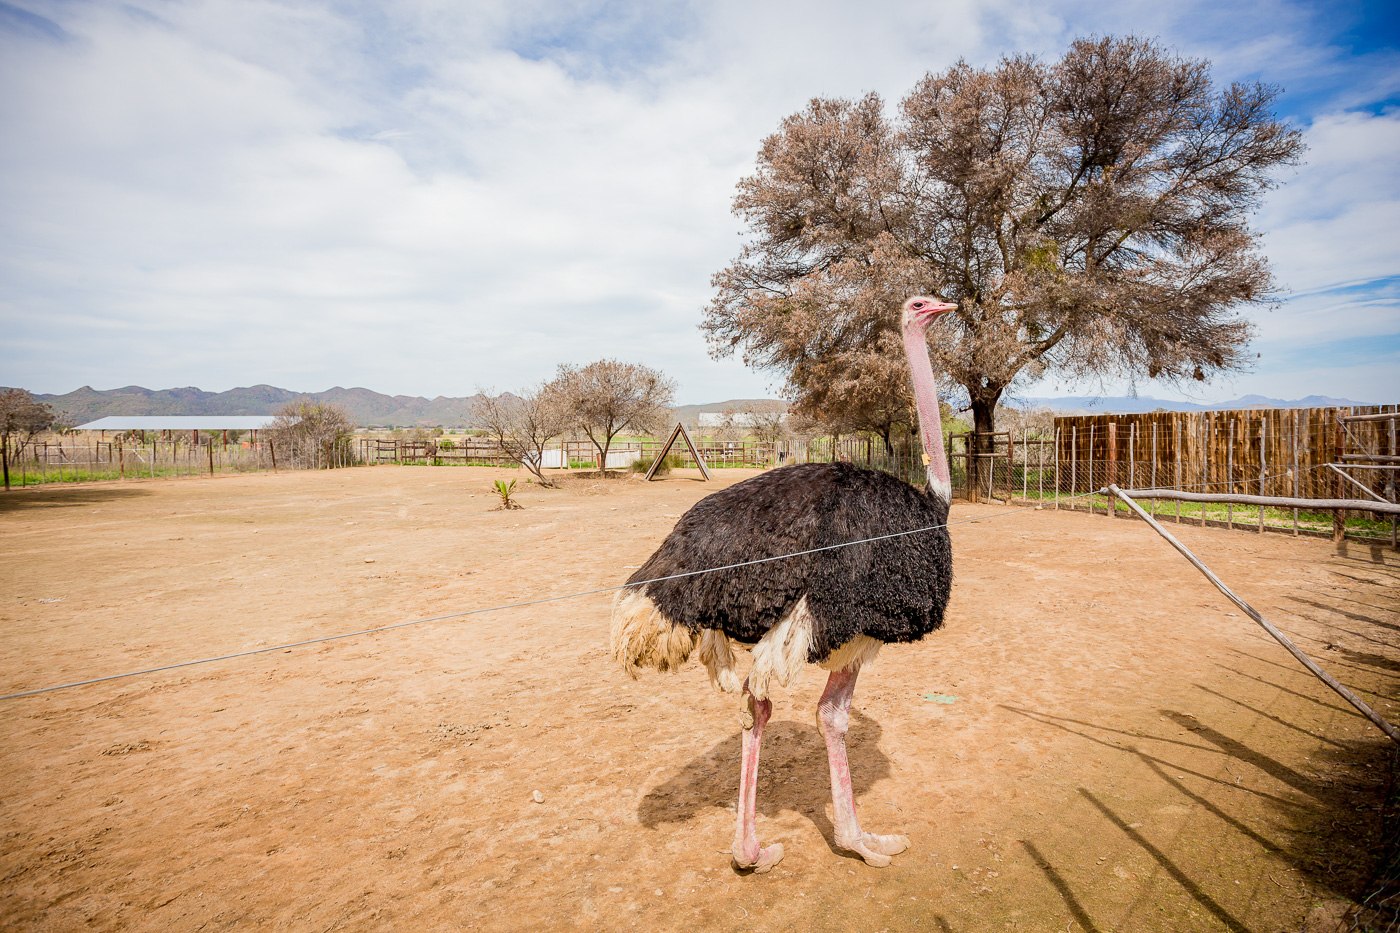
1, 0, 1397, 406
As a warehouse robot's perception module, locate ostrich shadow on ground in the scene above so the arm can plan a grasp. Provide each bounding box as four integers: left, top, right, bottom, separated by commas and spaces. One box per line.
638, 709, 892, 857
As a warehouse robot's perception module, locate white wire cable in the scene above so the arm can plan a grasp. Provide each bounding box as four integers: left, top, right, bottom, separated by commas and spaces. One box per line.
4, 466, 1340, 703
1, 498, 1063, 702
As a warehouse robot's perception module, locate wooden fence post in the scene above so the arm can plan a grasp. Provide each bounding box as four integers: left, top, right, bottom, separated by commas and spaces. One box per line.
1071, 426, 1078, 508
1227, 420, 1235, 529
1107, 423, 1117, 517
1291, 410, 1300, 536
1258, 419, 1266, 533
1088, 425, 1095, 513
1172, 419, 1181, 523
1332, 413, 1346, 544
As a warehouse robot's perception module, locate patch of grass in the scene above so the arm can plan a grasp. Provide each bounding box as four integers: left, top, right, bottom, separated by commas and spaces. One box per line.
631, 453, 684, 475
1014, 488, 1395, 538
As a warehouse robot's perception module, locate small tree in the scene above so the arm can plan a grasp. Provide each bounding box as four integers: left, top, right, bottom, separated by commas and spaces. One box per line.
269, 401, 355, 469
553, 360, 675, 474
0, 389, 57, 490
472, 384, 571, 486
741, 404, 790, 447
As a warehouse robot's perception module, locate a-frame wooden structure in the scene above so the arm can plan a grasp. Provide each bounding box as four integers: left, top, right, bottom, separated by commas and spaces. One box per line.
646, 422, 711, 481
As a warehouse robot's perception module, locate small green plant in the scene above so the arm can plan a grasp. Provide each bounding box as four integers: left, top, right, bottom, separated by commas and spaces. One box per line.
492, 478, 522, 510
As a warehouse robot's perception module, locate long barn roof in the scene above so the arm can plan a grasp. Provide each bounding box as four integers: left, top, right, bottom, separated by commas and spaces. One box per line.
74, 416, 284, 431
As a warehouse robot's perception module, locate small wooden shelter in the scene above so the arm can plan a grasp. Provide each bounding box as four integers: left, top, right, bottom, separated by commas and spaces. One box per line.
647, 423, 710, 481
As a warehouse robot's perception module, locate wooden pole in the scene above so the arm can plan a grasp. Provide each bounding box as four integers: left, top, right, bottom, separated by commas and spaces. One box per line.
1227, 420, 1235, 529
1291, 410, 1300, 536
1391, 412, 1398, 549
1150, 422, 1157, 520
1088, 424, 1095, 514
1200, 417, 1208, 526
1101, 489, 1400, 514
1174, 419, 1182, 523
1258, 419, 1266, 533
1071, 426, 1078, 509
1107, 484, 1400, 745
1107, 422, 1118, 517
1332, 414, 1346, 544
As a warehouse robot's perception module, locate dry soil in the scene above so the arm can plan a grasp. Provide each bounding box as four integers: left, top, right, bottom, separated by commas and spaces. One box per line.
1, 466, 1396, 931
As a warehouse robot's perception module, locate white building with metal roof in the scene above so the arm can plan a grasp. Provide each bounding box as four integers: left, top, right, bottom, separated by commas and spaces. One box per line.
74, 416, 285, 431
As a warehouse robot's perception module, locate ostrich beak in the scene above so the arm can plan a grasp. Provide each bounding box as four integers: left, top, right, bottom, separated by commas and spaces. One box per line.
905, 297, 959, 327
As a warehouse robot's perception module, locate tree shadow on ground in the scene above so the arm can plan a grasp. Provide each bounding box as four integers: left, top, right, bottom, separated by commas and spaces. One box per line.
637, 709, 890, 856
1004, 698, 1397, 931
0, 485, 152, 512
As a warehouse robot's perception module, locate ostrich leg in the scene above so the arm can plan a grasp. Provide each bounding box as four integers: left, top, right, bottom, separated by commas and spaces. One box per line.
732, 678, 784, 872
817, 669, 909, 867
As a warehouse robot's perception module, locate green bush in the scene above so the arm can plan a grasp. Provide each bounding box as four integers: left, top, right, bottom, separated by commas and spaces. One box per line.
632, 453, 684, 474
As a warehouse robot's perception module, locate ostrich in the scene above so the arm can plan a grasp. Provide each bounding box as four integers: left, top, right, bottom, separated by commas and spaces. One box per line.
611, 296, 957, 872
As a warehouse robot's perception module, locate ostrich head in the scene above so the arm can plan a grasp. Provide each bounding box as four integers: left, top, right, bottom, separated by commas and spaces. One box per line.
901, 296, 958, 330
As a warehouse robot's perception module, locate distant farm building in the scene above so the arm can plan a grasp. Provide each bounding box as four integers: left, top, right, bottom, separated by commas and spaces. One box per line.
74, 416, 285, 432
697, 411, 786, 428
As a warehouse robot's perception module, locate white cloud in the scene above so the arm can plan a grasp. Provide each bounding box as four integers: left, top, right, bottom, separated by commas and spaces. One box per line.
1259, 110, 1400, 293
0, 0, 1396, 404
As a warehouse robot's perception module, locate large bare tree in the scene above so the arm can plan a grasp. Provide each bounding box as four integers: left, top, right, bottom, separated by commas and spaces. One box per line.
0, 388, 58, 490
472, 383, 571, 486
553, 359, 675, 473
704, 36, 1304, 479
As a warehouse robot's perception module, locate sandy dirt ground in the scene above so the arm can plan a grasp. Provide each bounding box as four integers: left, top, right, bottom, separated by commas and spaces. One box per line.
1, 466, 1396, 932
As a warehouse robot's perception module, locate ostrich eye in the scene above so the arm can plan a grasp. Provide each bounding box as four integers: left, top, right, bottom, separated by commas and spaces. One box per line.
913, 302, 925, 309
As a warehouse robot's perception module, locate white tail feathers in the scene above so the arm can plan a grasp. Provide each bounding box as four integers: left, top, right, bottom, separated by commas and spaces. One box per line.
698, 629, 742, 694
610, 589, 697, 678
610, 592, 879, 698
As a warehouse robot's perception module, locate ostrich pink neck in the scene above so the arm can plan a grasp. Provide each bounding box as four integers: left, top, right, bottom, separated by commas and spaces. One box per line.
902, 321, 952, 502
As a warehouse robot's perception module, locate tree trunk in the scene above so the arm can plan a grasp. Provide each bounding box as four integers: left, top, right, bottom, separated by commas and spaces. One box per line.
968, 387, 1003, 501
880, 426, 895, 456
2, 437, 9, 491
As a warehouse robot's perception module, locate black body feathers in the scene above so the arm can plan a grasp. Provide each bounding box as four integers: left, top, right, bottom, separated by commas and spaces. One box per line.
628, 462, 953, 661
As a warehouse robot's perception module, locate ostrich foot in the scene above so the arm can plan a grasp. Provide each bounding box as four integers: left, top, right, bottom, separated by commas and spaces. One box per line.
835, 831, 910, 868
732, 841, 784, 874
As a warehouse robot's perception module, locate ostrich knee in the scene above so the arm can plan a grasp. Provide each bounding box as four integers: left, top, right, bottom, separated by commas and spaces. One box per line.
817, 697, 850, 741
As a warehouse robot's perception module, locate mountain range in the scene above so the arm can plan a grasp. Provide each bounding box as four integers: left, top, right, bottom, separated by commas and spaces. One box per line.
1003, 393, 1380, 414
15, 385, 1385, 428
28, 384, 485, 427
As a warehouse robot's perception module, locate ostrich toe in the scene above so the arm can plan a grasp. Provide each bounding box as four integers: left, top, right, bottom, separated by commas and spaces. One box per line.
837, 831, 910, 867
732, 841, 784, 874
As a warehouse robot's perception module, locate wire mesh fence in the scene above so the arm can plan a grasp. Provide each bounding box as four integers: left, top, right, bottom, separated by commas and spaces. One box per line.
3, 433, 358, 486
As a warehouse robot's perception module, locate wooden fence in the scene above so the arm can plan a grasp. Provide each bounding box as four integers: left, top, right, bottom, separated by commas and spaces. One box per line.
1052, 406, 1398, 500
1044, 405, 1398, 544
